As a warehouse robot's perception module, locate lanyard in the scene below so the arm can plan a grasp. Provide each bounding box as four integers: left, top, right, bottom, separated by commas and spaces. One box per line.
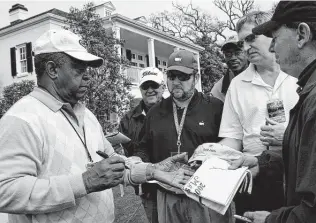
172, 95, 193, 153
60, 110, 93, 163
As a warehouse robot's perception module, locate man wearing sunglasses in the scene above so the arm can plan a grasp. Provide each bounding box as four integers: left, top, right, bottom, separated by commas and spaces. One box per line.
218, 11, 299, 220
119, 67, 165, 223
210, 34, 249, 102
134, 50, 233, 223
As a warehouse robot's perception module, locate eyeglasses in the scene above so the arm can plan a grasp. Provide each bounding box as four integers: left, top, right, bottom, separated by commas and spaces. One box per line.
223, 50, 244, 59
140, 81, 160, 90
167, 71, 192, 81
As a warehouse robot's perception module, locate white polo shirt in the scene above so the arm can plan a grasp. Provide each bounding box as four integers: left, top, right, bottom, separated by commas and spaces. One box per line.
219, 64, 299, 156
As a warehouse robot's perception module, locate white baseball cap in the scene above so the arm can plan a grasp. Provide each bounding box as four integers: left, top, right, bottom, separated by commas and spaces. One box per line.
139, 67, 164, 87
34, 29, 103, 67
221, 34, 242, 51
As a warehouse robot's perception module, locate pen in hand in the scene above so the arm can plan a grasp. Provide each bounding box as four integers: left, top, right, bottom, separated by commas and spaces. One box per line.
96, 150, 109, 159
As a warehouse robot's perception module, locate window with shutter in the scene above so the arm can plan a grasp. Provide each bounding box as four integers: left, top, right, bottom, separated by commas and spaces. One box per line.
10, 47, 17, 77
26, 42, 33, 73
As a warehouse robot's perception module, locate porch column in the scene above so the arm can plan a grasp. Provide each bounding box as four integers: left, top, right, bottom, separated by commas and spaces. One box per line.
147, 38, 155, 67
196, 53, 202, 92
113, 25, 121, 57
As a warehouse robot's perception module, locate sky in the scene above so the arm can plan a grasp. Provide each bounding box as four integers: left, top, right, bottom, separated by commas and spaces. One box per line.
0, 0, 278, 29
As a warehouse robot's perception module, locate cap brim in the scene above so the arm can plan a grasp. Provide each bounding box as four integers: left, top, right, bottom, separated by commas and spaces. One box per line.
252, 20, 281, 38
221, 42, 240, 51
139, 75, 163, 86
66, 51, 104, 67
166, 66, 194, 74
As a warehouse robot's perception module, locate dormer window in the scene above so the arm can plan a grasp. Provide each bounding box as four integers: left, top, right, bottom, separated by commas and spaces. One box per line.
105, 10, 111, 17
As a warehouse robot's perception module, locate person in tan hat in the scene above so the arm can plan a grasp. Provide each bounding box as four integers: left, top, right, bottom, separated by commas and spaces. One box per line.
133, 50, 235, 223
0, 29, 193, 223
210, 34, 248, 102
119, 67, 166, 223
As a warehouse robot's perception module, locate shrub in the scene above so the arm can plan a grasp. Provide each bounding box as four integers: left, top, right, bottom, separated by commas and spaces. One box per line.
0, 80, 35, 118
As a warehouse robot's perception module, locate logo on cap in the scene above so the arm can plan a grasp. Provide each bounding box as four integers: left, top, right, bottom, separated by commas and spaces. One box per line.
142, 71, 158, 78
175, 57, 182, 62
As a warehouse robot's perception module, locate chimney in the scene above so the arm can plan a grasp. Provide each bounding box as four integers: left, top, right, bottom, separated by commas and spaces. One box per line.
9, 4, 28, 25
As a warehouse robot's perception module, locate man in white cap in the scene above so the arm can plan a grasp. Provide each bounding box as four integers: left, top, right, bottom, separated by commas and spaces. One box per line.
0, 29, 193, 223
210, 34, 248, 102
119, 67, 165, 223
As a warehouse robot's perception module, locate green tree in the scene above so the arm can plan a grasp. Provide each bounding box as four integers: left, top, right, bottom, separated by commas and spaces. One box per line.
65, 2, 132, 132
0, 80, 35, 118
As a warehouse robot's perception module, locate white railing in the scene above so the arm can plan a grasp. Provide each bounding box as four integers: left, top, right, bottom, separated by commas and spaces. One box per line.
126, 66, 142, 84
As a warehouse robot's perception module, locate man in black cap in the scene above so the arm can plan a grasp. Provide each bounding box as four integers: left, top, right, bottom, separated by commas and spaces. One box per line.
210, 34, 248, 102
230, 1, 316, 222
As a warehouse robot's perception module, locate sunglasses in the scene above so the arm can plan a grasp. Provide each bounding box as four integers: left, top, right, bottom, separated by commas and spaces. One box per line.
167, 71, 192, 81
140, 81, 160, 90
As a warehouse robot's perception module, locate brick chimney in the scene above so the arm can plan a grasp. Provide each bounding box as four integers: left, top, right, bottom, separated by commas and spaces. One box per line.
9, 4, 28, 25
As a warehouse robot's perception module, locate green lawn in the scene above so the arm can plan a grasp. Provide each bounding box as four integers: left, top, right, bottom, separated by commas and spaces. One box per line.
113, 185, 149, 223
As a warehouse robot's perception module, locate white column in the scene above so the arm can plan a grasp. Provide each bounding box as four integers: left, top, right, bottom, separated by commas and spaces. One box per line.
147, 38, 155, 67
196, 53, 202, 92
113, 25, 121, 57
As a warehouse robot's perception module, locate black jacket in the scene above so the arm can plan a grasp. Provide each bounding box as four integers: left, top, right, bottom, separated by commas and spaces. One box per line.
134, 90, 223, 163
119, 101, 146, 156
267, 60, 316, 222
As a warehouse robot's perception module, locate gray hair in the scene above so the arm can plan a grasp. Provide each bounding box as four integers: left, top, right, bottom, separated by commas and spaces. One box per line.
34, 52, 69, 81
236, 11, 272, 33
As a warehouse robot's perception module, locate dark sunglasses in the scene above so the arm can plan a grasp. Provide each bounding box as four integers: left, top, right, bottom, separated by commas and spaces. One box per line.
140, 81, 160, 90
167, 71, 192, 81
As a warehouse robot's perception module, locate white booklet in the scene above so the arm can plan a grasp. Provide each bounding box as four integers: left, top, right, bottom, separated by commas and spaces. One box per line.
183, 157, 252, 215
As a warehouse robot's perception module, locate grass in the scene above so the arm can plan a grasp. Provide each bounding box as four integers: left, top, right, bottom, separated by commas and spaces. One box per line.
113, 185, 149, 223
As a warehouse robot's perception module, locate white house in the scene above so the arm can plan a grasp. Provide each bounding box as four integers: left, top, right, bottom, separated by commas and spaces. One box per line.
0, 2, 204, 99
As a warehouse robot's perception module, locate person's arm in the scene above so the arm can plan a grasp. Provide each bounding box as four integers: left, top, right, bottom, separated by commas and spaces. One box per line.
124, 153, 193, 189
133, 115, 151, 162
218, 85, 243, 151
0, 117, 87, 214
248, 114, 316, 223
118, 115, 134, 156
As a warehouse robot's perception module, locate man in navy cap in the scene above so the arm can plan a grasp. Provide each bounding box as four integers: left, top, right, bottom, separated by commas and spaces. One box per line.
230, 1, 316, 222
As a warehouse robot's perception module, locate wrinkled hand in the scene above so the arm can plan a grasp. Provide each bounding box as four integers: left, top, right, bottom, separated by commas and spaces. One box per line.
229, 155, 259, 177
82, 156, 125, 193
244, 211, 270, 223
155, 152, 188, 172
155, 166, 195, 190
260, 118, 285, 146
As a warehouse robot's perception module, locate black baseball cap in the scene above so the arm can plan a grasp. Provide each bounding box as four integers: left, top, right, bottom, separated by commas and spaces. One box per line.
253, 1, 316, 37
167, 50, 198, 74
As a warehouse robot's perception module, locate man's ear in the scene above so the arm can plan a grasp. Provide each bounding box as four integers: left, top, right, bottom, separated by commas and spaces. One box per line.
297, 23, 312, 49
46, 61, 58, 79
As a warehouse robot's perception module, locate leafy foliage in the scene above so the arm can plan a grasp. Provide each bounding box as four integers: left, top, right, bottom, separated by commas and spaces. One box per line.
0, 80, 35, 118
65, 2, 132, 132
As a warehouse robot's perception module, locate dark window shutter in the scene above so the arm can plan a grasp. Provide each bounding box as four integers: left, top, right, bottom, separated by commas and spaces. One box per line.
145, 55, 149, 67
155, 56, 158, 68
26, 42, 33, 73
126, 49, 132, 61
10, 47, 17, 77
